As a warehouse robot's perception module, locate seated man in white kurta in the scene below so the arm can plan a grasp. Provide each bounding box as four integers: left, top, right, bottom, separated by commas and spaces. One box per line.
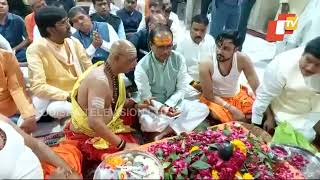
252, 37, 320, 141
134, 25, 209, 140
176, 14, 215, 99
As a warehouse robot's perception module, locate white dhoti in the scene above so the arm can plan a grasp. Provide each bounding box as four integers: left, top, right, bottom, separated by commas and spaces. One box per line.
18, 96, 71, 124
275, 112, 320, 142
139, 99, 209, 134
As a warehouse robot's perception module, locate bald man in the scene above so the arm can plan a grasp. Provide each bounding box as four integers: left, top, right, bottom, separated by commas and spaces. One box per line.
25, 0, 47, 41
65, 40, 148, 161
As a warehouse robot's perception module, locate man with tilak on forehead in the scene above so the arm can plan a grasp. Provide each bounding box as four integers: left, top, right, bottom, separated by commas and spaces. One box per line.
134, 25, 209, 140
65, 40, 152, 161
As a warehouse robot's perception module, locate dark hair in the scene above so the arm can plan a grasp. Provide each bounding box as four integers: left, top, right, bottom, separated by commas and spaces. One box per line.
149, 0, 162, 9
148, 25, 173, 44
216, 31, 241, 47
7, 0, 31, 18
92, 0, 110, 5
304, 36, 320, 59
191, 14, 209, 26
68, 6, 87, 20
50, 1, 65, 9
35, 6, 67, 37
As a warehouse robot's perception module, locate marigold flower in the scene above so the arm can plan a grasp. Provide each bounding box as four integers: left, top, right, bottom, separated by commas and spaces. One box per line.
189, 146, 200, 153
211, 169, 219, 179
242, 172, 254, 179
231, 139, 247, 155
105, 156, 124, 168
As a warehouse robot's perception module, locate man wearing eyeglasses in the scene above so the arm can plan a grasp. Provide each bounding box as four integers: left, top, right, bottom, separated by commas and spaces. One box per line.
24, 7, 92, 127
134, 25, 209, 141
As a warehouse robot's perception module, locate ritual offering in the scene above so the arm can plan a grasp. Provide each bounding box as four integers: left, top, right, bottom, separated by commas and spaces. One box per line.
148, 122, 309, 179
93, 150, 164, 179
270, 144, 320, 179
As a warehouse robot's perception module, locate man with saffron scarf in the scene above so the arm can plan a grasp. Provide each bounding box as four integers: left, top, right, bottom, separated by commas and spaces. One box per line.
199, 31, 259, 123
65, 40, 143, 161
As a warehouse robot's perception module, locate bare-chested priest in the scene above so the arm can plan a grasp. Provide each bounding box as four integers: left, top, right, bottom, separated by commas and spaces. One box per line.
65, 40, 143, 161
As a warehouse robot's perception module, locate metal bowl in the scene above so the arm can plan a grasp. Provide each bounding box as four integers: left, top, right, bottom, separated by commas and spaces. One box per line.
94, 150, 164, 179
270, 144, 320, 179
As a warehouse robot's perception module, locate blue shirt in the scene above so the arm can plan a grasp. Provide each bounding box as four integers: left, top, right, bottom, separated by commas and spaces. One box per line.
72, 21, 110, 62
0, 13, 27, 48
116, 9, 142, 34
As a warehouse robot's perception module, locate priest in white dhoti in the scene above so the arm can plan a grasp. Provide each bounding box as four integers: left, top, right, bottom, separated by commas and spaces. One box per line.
176, 14, 215, 99
134, 25, 209, 140
252, 37, 320, 141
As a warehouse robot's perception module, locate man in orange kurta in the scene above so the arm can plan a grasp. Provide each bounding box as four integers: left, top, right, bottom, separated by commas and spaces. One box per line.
25, 0, 47, 42
199, 31, 260, 123
0, 49, 37, 133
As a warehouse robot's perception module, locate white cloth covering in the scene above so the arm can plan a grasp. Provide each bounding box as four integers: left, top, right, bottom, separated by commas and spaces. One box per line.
0, 120, 43, 179
139, 99, 209, 134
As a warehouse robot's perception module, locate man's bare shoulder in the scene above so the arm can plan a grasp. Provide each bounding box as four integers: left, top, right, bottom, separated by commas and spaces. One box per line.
237, 52, 252, 64
200, 56, 213, 71
85, 66, 110, 89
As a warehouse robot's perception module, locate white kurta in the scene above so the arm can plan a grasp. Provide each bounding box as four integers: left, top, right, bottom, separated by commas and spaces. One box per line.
176, 32, 216, 99
252, 47, 320, 141
134, 51, 209, 134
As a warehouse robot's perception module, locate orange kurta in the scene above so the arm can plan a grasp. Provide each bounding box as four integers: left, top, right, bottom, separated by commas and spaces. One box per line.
200, 86, 254, 123
41, 140, 83, 179
0, 49, 35, 119
25, 12, 36, 41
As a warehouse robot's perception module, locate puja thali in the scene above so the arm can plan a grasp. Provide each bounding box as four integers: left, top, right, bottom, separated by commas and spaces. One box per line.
270, 144, 320, 179
94, 150, 164, 179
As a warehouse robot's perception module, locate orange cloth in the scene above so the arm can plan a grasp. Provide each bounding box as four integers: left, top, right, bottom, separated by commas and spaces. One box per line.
25, 12, 36, 41
41, 140, 83, 179
0, 49, 35, 118
65, 111, 139, 161
200, 86, 254, 123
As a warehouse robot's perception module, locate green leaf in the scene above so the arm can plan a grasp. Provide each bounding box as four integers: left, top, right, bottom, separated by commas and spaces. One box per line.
164, 172, 173, 180
211, 126, 218, 131
200, 154, 208, 162
185, 156, 192, 163
190, 160, 211, 170
177, 173, 184, 179
182, 168, 188, 176
169, 153, 179, 161
208, 143, 218, 150
223, 129, 231, 136
191, 149, 203, 158
254, 172, 261, 179
162, 162, 171, 169
156, 149, 163, 157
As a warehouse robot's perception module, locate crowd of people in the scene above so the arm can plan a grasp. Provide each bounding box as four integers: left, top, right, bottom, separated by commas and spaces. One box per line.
0, 0, 319, 179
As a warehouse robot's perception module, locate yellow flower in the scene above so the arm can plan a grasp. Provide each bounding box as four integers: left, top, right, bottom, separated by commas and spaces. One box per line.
189, 146, 200, 153
242, 173, 254, 180
231, 139, 247, 155
105, 156, 124, 168
211, 169, 219, 179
